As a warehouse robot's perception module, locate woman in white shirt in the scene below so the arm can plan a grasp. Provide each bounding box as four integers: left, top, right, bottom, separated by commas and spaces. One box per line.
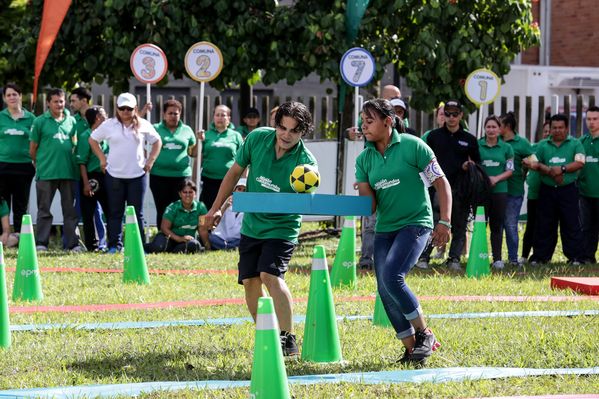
89, 93, 161, 253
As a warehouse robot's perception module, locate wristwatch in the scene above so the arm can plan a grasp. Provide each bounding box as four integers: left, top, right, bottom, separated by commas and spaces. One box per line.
560, 165, 567, 174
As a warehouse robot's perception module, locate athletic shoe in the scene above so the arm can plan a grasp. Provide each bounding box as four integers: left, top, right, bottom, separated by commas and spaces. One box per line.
280, 331, 299, 357
492, 260, 505, 270
107, 247, 120, 254
509, 259, 523, 267
415, 260, 429, 270
445, 257, 461, 271
35, 245, 48, 252
359, 260, 374, 270
410, 328, 440, 363
69, 245, 84, 253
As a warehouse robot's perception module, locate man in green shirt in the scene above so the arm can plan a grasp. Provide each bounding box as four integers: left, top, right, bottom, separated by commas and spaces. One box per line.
69, 86, 91, 137
579, 106, 599, 263
29, 88, 80, 252
205, 102, 317, 357
527, 114, 585, 264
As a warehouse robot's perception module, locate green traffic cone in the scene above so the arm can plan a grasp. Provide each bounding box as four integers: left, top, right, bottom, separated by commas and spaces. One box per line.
372, 291, 392, 327
301, 245, 342, 362
0, 243, 11, 348
330, 216, 357, 288
466, 206, 491, 278
12, 215, 43, 301
249, 296, 290, 399
123, 206, 150, 284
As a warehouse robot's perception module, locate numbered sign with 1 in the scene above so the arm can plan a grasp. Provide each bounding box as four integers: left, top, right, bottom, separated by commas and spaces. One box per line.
339, 47, 376, 87
130, 44, 168, 84
464, 68, 501, 106
184, 42, 224, 83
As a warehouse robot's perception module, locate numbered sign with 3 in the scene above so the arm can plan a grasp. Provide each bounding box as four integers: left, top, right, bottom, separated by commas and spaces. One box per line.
464, 68, 501, 106
130, 44, 168, 84
184, 42, 224, 83
340, 47, 376, 87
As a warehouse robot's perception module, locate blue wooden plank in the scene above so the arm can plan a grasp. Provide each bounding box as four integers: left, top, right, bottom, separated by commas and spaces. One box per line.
232, 192, 372, 216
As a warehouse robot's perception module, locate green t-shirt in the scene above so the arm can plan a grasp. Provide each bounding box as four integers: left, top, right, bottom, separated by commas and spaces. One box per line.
577, 134, 599, 198
202, 124, 243, 179
525, 141, 544, 200
356, 130, 434, 233
152, 121, 196, 177
502, 134, 533, 196
0, 108, 35, 163
76, 128, 107, 173
536, 136, 585, 187
73, 113, 89, 139
236, 127, 317, 243
478, 137, 514, 194
163, 199, 208, 237
0, 199, 8, 218
236, 125, 251, 138
30, 111, 77, 180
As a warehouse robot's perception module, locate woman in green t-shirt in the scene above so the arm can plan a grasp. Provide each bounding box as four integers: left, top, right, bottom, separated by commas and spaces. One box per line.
0, 83, 35, 234
477, 115, 514, 269
145, 179, 207, 254
356, 99, 452, 366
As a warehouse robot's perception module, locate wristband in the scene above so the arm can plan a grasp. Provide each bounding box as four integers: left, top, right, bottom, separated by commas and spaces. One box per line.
437, 220, 452, 229
560, 165, 567, 174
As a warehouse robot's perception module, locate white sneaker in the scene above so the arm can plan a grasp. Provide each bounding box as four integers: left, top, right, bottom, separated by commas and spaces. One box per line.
492, 260, 505, 270
415, 260, 429, 269
35, 245, 48, 252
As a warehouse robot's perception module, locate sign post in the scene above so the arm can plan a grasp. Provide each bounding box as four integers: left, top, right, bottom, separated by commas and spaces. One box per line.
340, 47, 376, 126
130, 44, 168, 123
184, 41, 224, 199
464, 68, 501, 138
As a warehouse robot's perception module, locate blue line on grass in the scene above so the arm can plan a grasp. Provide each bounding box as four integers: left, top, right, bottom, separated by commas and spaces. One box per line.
0, 367, 598, 398
10, 310, 599, 332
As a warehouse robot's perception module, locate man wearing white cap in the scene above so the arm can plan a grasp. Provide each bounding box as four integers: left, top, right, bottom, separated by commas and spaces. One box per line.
89, 92, 162, 253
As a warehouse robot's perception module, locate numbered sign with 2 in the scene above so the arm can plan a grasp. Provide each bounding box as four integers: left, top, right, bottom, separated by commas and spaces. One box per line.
464, 68, 501, 106
184, 42, 224, 83
340, 47, 376, 87
130, 44, 168, 84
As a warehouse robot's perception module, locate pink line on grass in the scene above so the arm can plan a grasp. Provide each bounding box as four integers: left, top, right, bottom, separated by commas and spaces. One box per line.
5, 267, 237, 275
9, 294, 598, 314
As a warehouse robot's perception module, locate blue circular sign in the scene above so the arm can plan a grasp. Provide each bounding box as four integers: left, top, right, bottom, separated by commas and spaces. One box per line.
340, 47, 376, 87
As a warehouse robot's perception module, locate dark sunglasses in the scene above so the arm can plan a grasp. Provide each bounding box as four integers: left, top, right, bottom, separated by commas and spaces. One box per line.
444, 111, 460, 118
118, 106, 134, 112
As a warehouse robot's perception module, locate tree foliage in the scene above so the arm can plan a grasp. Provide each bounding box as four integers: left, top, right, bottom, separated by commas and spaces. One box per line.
1, 0, 538, 111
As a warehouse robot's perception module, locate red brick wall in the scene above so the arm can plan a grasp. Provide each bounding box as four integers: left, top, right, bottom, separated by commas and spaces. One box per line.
521, 0, 540, 65
551, 0, 599, 66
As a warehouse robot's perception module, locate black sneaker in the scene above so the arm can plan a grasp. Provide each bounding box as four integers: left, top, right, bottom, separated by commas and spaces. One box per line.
410, 328, 440, 363
280, 331, 299, 357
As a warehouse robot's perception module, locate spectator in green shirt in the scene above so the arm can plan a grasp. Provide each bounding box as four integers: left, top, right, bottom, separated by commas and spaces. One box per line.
478, 115, 514, 269
527, 114, 585, 264
236, 107, 261, 139
0, 83, 35, 234
150, 99, 198, 229
29, 88, 80, 252
579, 106, 599, 263
145, 179, 207, 254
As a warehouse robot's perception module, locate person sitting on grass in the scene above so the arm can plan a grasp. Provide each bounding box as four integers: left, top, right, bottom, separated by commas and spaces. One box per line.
200, 178, 245, 250
0, 197, 19, 248
144, 179, 207, 254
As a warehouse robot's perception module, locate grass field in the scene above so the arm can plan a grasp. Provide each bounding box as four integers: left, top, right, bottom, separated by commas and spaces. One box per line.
0, 224, 598, 398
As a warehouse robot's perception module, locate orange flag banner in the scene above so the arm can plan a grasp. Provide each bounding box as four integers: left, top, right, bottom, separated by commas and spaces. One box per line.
33, 0, 72, 102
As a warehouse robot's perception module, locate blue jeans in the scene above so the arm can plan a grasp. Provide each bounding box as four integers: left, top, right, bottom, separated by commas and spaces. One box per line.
209, 234, 241, 250
374, 225, 432, 339
504, 195, 523, 262
105, 173, 147, 250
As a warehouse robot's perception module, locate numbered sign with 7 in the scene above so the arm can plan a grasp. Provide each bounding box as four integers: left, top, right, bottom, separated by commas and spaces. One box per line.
184, 42, 224, 83
340, 47, 376, 87
465, 68, 501, 106
130, 44, 168, 84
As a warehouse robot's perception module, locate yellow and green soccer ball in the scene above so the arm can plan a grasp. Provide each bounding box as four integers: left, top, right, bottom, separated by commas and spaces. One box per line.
290, 164, 320, 193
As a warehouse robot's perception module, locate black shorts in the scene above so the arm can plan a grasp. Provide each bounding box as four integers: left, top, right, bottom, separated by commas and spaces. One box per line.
237, 234, 295, 284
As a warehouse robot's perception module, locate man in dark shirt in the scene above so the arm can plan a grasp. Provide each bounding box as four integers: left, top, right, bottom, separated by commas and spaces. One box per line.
418, 100, 481, 270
